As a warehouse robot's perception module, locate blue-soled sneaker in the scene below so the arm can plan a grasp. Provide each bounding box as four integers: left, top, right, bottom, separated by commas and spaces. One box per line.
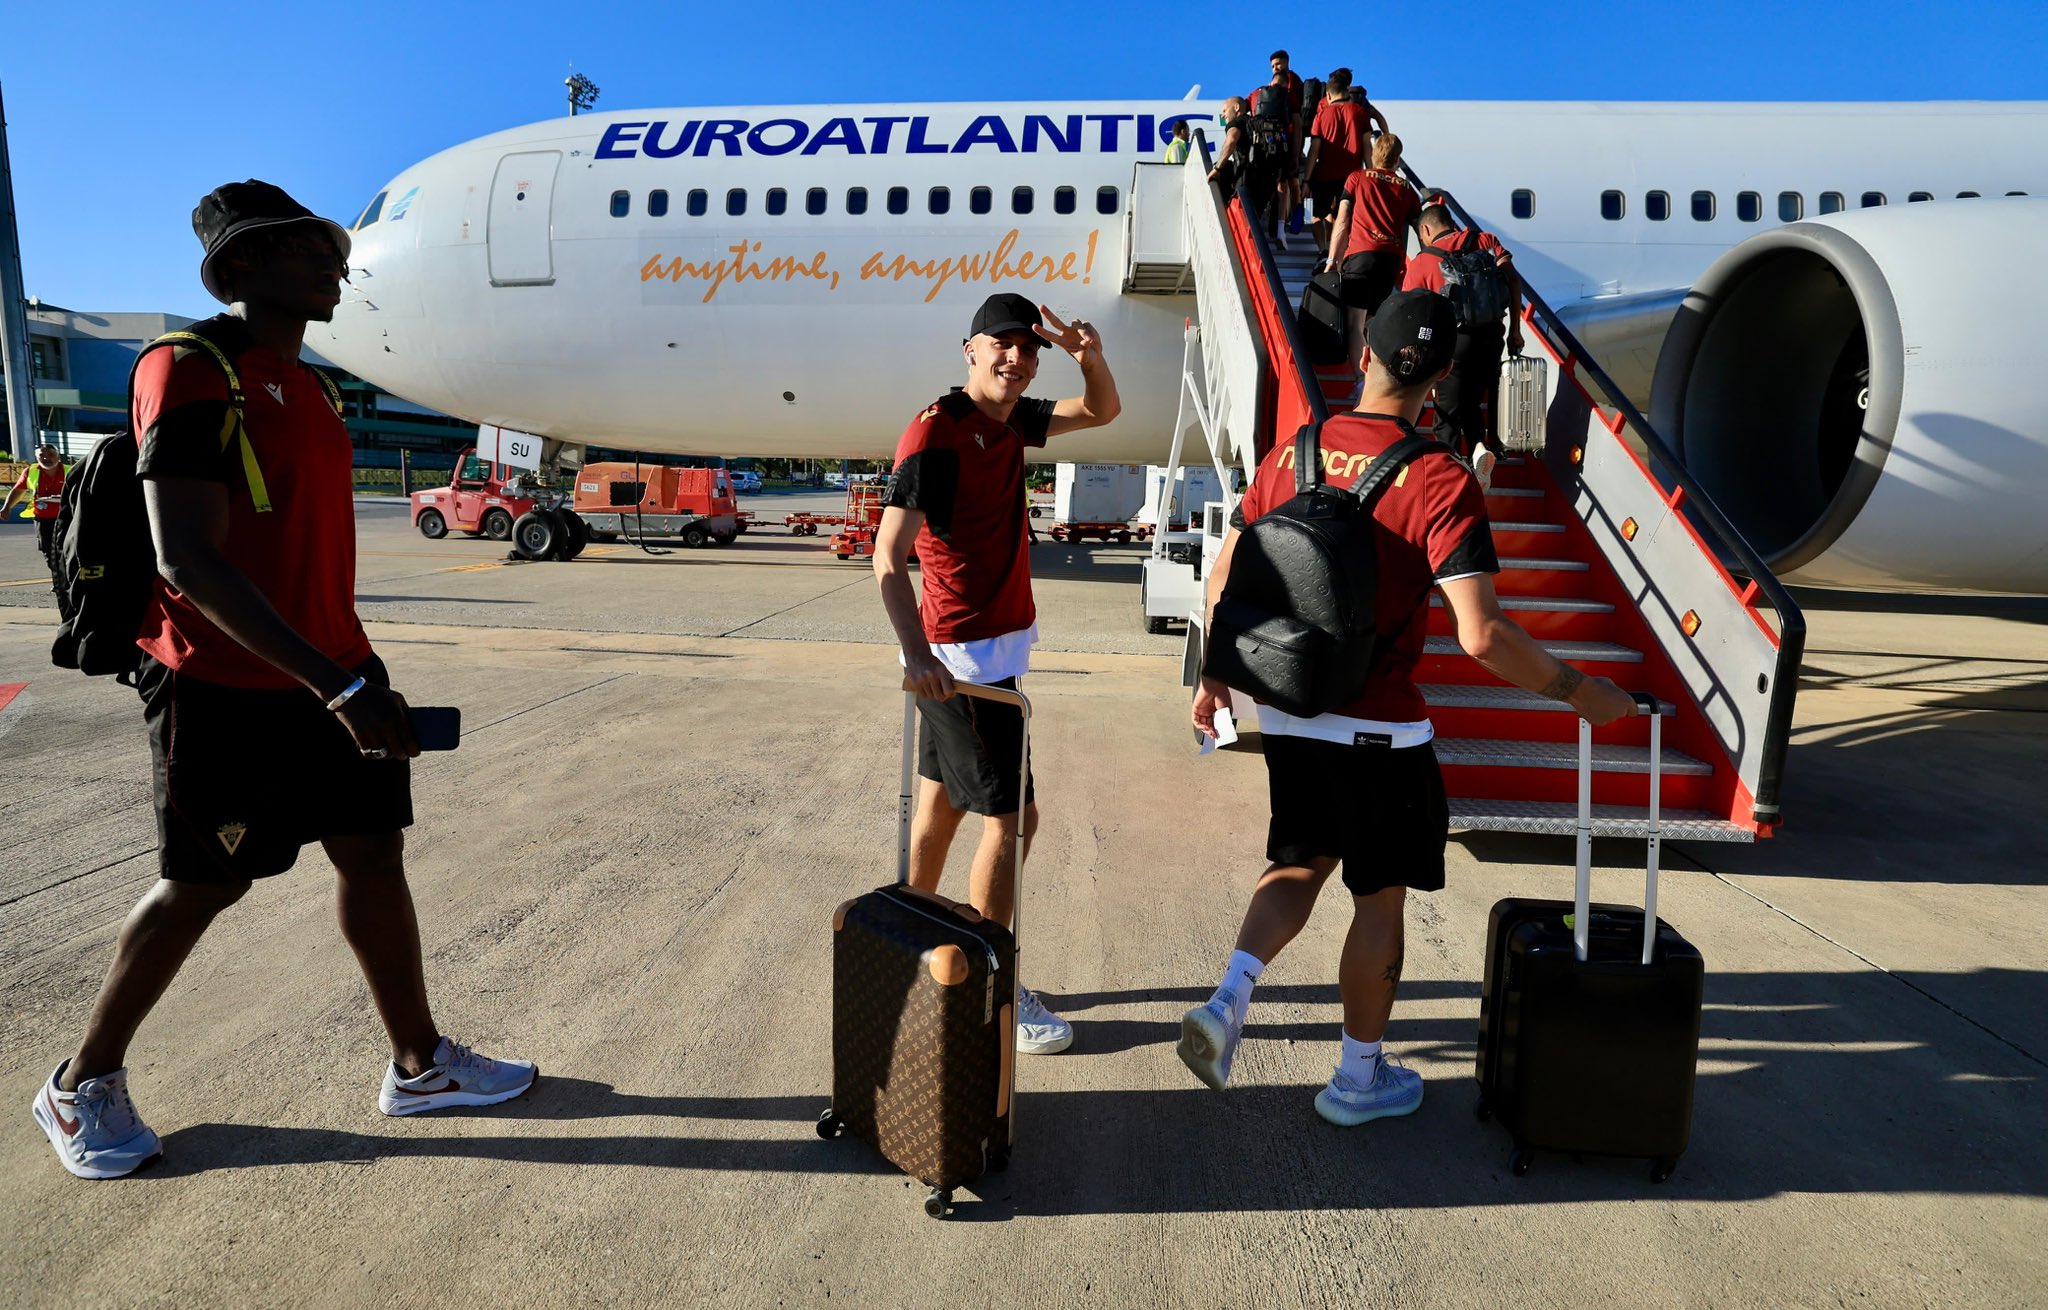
1313, 1053, 1424, 1127
379, 1036, 537, 1116
32, 1060, 162, 1179
1177, 990, 1246, 1091
1016, 986, 1074, 1055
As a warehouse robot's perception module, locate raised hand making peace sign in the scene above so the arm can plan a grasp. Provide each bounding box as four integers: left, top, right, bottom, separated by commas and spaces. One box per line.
1032, 305, 1104, 368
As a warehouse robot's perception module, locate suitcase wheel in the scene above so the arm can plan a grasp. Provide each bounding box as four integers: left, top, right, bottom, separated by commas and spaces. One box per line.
924, 1187, 953, 1219
1473, 1095, 1492, 1123
987, 1146, 1010, 1173
1650, 1157, 1677, 1185
815, 1109, 843, 1140
1509, 1147, 1534, 1178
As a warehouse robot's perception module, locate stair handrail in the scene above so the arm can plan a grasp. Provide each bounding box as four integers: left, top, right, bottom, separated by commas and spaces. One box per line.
1230, 181, 1332, 440
1400, 165, 1805, 826
1186, 128, 1274, 473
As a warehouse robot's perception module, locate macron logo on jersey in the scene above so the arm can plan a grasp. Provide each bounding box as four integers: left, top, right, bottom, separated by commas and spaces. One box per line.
592, 111, 1210, 161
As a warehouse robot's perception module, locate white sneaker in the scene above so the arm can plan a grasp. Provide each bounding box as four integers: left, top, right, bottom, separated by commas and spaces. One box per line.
1015, 986, 1074, 1055
1313, 1053, 1424, 1127
1177, 990, 1247, 1091
378, 1036, 537, 1116
32, 1060, 162, 1179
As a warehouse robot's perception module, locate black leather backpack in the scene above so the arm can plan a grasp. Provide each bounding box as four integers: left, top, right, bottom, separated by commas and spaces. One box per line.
1203, 418, 1438, 718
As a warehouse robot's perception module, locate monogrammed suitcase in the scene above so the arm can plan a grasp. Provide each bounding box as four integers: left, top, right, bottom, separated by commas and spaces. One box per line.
819, 682, 1027, 1218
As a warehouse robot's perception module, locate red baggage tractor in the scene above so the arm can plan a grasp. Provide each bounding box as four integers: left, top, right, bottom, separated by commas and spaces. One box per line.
819, 682, 1028, 1217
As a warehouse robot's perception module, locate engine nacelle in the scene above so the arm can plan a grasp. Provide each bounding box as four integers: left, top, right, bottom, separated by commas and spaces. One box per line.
1650, 198, 2048, 593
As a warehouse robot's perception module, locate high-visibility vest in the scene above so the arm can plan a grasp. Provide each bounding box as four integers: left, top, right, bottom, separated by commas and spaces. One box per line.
19, 463, 64, 519
1164, 139, 1190, 165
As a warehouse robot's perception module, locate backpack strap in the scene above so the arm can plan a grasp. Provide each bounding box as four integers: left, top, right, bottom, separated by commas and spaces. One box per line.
1344, 431, 1438, 508
149, 330, 274, 514
306, 363, 344, 417
1292, 421, 1322, 495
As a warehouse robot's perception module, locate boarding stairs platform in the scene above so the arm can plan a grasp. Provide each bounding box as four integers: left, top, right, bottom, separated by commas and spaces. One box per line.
1121, 139, 1806, 841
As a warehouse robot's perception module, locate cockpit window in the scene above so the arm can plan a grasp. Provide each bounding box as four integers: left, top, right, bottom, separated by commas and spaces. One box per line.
354, 191, 388, 229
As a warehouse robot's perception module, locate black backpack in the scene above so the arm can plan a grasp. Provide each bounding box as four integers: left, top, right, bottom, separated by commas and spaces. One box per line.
50, 317, 341, 681
1431, 230, 1511, 331
1243, 85, 1292, 171
1204, 418, 1439, 718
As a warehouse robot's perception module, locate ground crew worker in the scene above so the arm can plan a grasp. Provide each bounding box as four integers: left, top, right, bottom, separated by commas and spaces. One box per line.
1164, 118, 1192, 165
32, 181, 535, 1182
1402, 203, 1525, 462
3, 443, 70, 609
1180, 289, 1636, 1126
875, 291, 1121, 1057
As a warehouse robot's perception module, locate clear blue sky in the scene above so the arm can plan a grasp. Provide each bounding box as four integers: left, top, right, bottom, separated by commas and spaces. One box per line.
5, 0, 2043, 318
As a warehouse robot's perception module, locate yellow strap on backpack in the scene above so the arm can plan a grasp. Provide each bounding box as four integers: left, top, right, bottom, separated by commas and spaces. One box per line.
155, 330, 273, 514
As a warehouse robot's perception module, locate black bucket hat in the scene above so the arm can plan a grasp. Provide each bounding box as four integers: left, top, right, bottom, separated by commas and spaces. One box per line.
193, 180, 352, 304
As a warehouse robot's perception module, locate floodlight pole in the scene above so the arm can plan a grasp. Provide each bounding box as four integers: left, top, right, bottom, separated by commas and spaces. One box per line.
0, 83, 39, 460
566, 72, 600, 117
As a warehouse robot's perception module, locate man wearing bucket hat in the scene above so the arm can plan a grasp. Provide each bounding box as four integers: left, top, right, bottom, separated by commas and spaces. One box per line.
31, 182, 535, 1181
874, 292, 1120, 1056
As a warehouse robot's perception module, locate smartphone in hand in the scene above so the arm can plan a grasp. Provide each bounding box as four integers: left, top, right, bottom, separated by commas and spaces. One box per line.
410, 707, 462, 752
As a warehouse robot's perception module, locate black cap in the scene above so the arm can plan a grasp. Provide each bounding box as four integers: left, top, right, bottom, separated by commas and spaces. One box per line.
193, 180, 352, 304
967, 292, 1044, 341
1367, 290, 1458, 381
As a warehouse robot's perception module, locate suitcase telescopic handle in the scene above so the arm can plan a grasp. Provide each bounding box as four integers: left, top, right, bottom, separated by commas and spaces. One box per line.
1574, 693, 1663, 966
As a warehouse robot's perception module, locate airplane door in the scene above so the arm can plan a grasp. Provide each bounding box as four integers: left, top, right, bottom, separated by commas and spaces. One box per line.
487, 151, 560, 286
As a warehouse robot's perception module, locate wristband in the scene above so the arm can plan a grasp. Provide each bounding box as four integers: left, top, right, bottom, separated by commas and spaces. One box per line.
325, 676, 367, 712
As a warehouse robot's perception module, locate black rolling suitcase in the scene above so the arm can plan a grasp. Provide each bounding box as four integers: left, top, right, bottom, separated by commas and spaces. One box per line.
819, 681, 1026, 1218
1475, 694, 1705, 1183
1297, 268, 1348, 365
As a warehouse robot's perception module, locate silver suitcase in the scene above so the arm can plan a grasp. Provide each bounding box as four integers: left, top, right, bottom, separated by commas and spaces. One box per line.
1499, 354, 1548, 454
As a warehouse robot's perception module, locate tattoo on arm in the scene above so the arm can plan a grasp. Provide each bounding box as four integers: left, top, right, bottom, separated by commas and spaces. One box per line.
1540, 663, 1584, 704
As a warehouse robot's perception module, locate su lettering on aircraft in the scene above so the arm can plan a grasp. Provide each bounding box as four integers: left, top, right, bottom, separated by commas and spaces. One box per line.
594, 112, 1211, 160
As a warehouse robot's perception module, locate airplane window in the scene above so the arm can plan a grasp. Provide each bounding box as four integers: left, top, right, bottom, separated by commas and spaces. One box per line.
727, 189, 747, 217
687, 189, 708, 217
354, 190, 388, 229
1511, 189, 1534, 219
1097, 186, 1119, 216
1054, 186, 1077, 215
1691, 191, 1716, 221
929, 187, 951, 215
1779, 191, 1803, 221
767, 188, 788, 216
609, 190, 630, 219
970, 186, 992, 215
1908, 191, 1934, 202
648, 189, 670, 218
1645, 191, 1670, 221
806, 187, 827, 216
1013, 186, 1034, 215
1600, 190, 1624, 220
847, 187, 869, 215
1860, 192, 1886, 208
887, 186, 909, 216
1818, 192, 1845, 214
1737, 191, 1762, 222
1957, 191, 1980, 198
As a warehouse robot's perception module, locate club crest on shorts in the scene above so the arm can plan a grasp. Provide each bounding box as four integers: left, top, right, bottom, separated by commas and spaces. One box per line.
216, 822, 247, 855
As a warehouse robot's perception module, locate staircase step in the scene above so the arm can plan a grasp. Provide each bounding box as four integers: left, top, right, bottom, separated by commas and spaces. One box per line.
1492, 520, 1566, 535
1421, 684, 1677, 713
1499, 556, 1588, 573
1429, 595, 1611, 614
1437, 738, 1712, 776
1426, 636, 1640, 663
1485, 486, 1544, 499
1448, 800, 1753, 842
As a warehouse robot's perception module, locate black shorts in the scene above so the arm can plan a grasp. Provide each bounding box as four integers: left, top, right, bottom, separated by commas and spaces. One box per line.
1339, 251, 1403, 315
1436, 329, 1507, 458
1262, 734, 1449, 895
916, 676, 1035, 817
142, 653, 414, 883
1309, 177, 1346, 218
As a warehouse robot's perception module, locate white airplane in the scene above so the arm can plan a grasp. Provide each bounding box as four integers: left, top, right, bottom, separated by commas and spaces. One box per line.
317, 98, 2048, 591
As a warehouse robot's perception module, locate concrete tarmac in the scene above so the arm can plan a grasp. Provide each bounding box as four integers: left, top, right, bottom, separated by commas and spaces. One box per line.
1, 506, 2043, 1309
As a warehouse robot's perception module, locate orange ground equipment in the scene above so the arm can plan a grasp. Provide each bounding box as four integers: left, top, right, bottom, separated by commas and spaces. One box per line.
573, 463, 740, 548
829, 480, 889, 560
409, 449, 542, 542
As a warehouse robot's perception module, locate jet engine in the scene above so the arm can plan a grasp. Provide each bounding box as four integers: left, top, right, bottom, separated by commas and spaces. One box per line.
1650, 198, 2048, 593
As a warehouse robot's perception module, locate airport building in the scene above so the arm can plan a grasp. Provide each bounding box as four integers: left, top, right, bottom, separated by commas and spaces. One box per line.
1, 301, 478, 471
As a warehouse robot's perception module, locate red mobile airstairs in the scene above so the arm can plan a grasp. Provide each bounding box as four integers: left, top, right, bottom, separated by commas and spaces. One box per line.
1122, 138, 1805, 842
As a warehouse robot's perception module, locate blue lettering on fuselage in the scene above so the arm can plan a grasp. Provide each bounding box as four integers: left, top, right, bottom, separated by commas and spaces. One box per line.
592, 111, 1210, 159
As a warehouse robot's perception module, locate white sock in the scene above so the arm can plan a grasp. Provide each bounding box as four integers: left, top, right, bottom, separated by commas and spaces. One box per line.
1214, 950, 1264, 1025
1340, 1034, 1384, 1085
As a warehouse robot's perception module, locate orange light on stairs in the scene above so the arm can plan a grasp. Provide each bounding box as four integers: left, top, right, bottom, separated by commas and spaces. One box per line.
1681, 610, 1703, 637
1622, 517, 1639, 541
